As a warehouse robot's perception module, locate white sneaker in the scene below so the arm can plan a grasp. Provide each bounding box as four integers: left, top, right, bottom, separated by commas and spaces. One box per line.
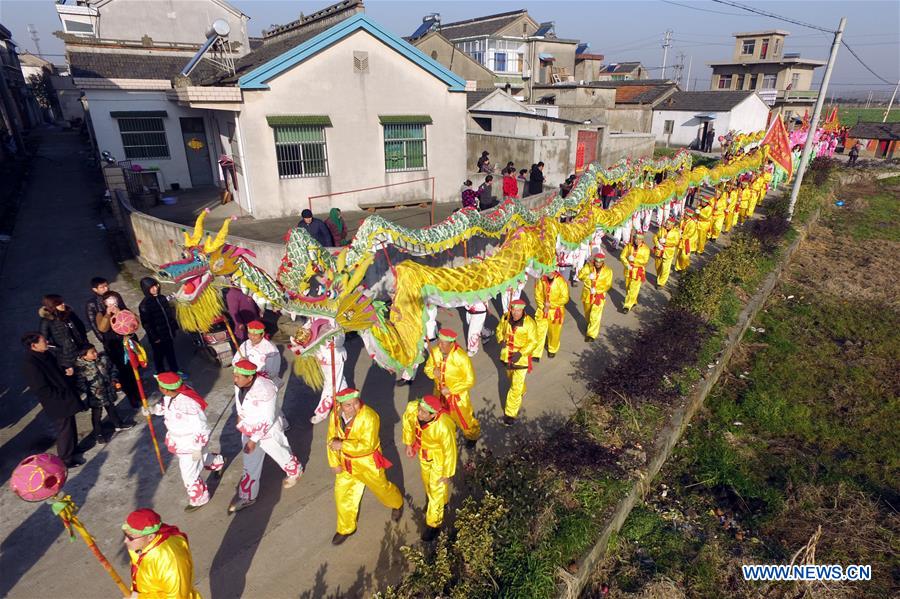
283, 473, 301, 489
467, 350, 477, 357
310, 412, 328, 425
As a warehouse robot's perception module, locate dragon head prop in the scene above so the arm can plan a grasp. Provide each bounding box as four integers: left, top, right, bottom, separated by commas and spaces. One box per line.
157, 211, 257, 332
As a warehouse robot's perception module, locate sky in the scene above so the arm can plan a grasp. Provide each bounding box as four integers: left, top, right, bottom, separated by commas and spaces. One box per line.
1, 0, 897, 99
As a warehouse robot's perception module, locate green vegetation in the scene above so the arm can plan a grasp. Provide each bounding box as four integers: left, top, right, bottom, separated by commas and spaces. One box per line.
838, 106, 900, 124
599, 172, 900, 597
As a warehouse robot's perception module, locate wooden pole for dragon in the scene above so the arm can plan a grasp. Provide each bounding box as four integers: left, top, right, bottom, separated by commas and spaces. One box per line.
221, 317, 245, 359
125, 338, 166, 475
51, 494, 131, 597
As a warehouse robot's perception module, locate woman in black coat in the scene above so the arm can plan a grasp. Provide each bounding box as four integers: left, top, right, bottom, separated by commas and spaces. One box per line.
21, 332, 84, 466
38, 294, 88, 372
138, 277, 180, 373
528, 162, 545, 196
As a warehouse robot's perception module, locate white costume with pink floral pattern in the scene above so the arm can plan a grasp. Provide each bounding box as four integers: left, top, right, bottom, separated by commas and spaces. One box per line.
234, 375, 302, 501
151, 392, 223, 506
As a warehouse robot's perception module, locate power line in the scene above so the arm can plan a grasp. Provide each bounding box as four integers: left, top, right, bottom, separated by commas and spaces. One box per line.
710, 0, 836, 33
840, 40, 894, 84
660, 0, 745, 16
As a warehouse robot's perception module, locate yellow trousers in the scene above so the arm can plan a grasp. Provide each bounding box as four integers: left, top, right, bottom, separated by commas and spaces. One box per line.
623, 278, 643, 309
504, 367, 528, 417
697, 223, 710, 254
419, 458, 450, 527
334, 458, 402, 535
747, 196, 759, 217
582, 298, 606, 340
532, 315, 563, 357
445, 394, 481, 441
711, 215, 725, 240
655, 256, 675, 287
722, 211, 734, 233
674, 249, 691, 271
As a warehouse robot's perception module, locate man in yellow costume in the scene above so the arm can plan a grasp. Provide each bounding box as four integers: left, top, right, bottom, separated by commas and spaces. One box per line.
495, 298, 538, 425
675, 209, 698, 271
402, 394, 457, 541
577, 252, 612, 341
710, 185, 727, 243
122, 508, 201, 598
532, 270, 570, 359
749, 173, 765, 216
723, 182, 739, 233
620, 233, 650, 313
327, 387, 403, 545
696, 197, 713, 254
737, 180, 752, 225
652, 216, 681, 287
424, 328, 480, 445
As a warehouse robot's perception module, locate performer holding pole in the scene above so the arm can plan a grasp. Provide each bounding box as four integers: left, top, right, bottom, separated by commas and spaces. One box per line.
122, 508, 202, 598
424, 328, 480, 445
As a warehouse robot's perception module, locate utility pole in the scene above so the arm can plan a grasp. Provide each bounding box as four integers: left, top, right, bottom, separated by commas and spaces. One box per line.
685, 55, 693, 90
673, 52, 685, 86
884, 79, 900, 122
864, 90, 873, 109
787, 17, 846, 221
661, 30, 673, 79
27, 24, 42, 59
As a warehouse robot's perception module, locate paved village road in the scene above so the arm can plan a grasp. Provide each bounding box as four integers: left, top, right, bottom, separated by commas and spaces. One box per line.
1, 129, 743, 598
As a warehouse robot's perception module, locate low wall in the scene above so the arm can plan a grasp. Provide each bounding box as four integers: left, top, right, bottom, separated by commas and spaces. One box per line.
468, 131, 571, 188
599, 131, 654, 167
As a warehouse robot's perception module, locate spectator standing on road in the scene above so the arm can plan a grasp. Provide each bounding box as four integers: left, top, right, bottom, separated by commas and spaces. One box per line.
460, 180, 478, 209
476, 150, 494, 173
848, 142, 860, 166
502, 168, 519, 200
139, 277, 180, 374
21, 332, 84, 467
74, 343, 133, 444
326, 208, 349, 246
39, 294, 88, 373
528, 162, 545, 197
477, 175, 496, 210
95, 289, 141, 407
297, 209, 334, 247
704, 127, 716, 152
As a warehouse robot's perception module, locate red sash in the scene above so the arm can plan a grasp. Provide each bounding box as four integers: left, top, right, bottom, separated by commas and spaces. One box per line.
628, 266, 646, 282
443, 394, 470, 431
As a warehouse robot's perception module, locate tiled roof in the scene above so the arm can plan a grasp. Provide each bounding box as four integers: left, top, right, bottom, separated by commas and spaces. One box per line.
849, 121, 900, 141
604, 61, 642, 73
68, 51, 221, 81
466, 90, 492, 108
204, 27, 326, 85
614, 84, 674, 105
438, 10, 528, 40
655, 91, 756, 112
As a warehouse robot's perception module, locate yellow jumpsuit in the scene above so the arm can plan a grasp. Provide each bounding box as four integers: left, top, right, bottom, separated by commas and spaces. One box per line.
696, 203, 713, 254
710, 193, 727, 240
532, 274, 570, 358
327, 404, 402, 535
737, 187, 751, 224
723, 189, 739, 232
495, 312, 538, 418
620, 242, 651, 310
128, 531, 202, 599
401, 402, 457, 528
748, 179, 764, 215
424, 343, 480, 441
577, 263, 612, 340
653, 227, 681, 287
675, 218, 698, 271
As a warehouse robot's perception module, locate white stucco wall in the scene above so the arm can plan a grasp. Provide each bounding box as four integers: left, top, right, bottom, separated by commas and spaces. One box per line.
85, 88, 221, 190
727, 95, 771, 135
90, 0, 250, 54
651, 109, 730, 149
238, 30, 467, 218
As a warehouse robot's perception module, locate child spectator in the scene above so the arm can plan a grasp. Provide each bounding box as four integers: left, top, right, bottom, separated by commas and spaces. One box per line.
74, 344, 133, 444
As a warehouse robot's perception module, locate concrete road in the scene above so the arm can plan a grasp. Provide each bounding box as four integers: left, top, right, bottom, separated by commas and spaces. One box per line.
0, 130, 740, 598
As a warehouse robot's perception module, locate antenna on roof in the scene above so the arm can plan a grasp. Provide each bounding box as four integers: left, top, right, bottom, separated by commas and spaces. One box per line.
180, 19, 235, 78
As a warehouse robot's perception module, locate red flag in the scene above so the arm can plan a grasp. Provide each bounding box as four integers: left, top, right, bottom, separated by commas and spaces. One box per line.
763, 116, 793, 179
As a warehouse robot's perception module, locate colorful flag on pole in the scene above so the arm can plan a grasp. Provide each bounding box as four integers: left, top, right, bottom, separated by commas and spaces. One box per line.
763, 115, 793, 179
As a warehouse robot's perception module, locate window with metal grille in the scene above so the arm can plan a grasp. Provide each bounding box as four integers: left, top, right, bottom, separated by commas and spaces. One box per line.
273, 125, 328, 178
118, 117, 169, 159
663, 120, 674, 134
383, 123, 426, 172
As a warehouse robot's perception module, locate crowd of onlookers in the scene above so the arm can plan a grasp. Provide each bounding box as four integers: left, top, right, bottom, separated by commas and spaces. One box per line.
463, 150, 583, 210
20, 276, 198, 468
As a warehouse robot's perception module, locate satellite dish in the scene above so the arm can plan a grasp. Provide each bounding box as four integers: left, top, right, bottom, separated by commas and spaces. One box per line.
208, 19, 230, 39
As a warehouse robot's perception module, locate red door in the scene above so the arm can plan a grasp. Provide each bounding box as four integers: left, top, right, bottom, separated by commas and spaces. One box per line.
575, 130, 599, 173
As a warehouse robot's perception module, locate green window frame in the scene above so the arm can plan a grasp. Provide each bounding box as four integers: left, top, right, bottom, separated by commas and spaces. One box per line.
383, 123, 427, 172
272, 125, 328, 178
117, 117, 170, 160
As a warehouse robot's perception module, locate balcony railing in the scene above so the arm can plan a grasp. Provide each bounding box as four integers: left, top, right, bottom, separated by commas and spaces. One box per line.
777, 90, 818, 101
